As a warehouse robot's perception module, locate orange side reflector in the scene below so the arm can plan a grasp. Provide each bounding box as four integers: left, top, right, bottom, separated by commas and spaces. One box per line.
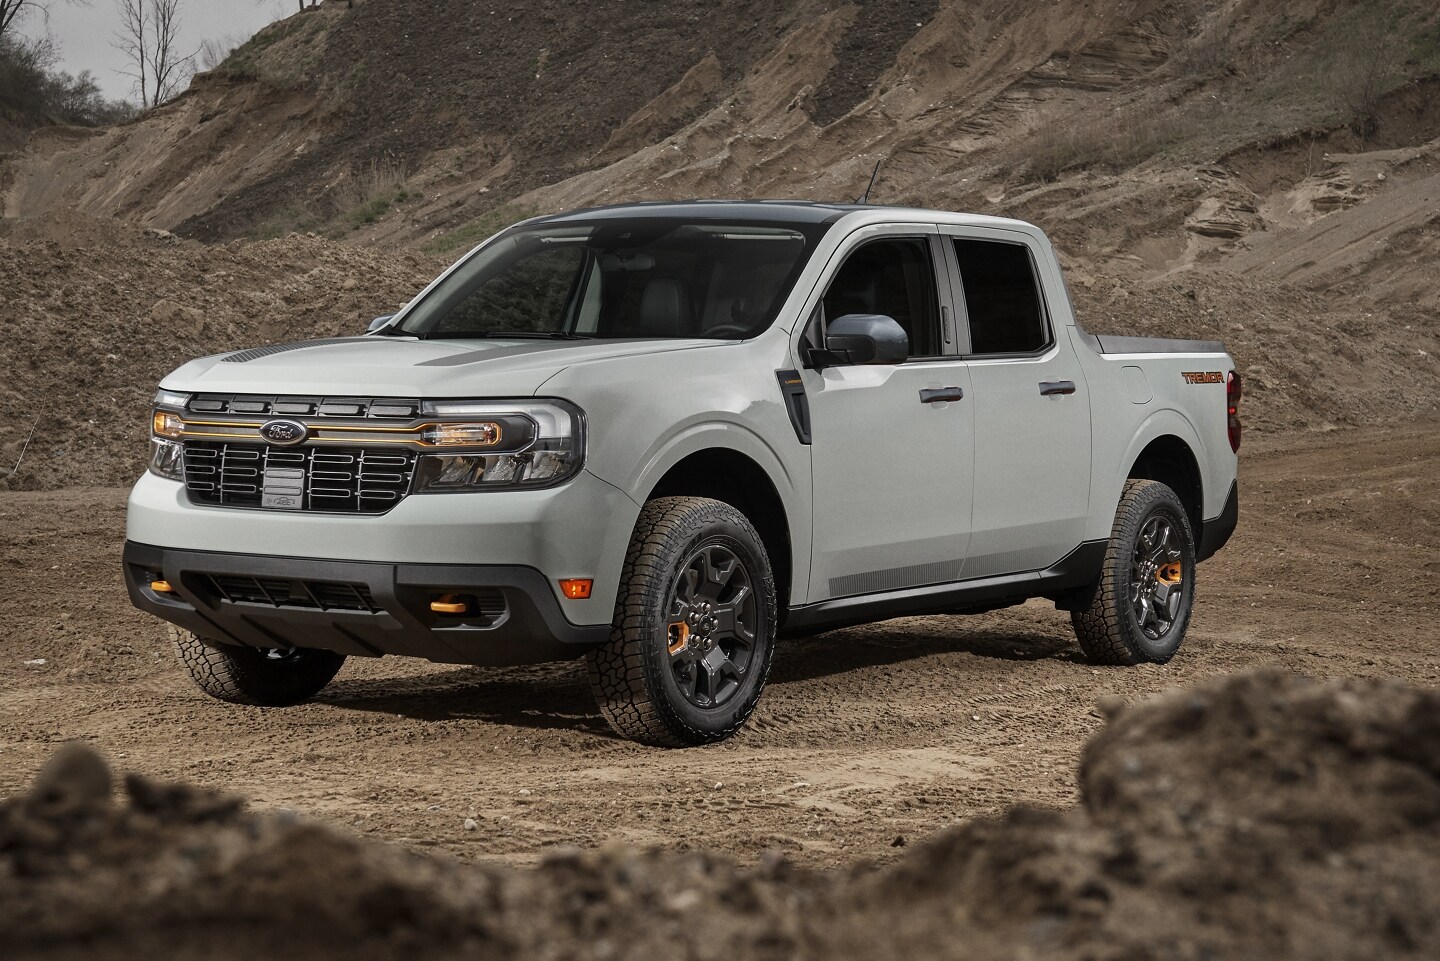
150, 580, 175, 594
558, 578, 593, 600
430, 594, 468, 614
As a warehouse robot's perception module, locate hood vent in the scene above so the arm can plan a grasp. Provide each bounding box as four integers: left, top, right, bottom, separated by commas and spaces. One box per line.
221, 338, 361, 363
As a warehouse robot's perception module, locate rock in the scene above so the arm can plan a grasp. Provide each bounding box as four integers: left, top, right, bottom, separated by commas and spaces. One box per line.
1095, 695, 1128, 720
463, 818, 478, 831
148, 298, 206, 336
27, 743, 113, 815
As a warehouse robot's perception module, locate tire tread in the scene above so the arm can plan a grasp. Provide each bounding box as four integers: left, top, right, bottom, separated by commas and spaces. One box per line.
586, 496, 774, 747
172, 627, 344, 706
1072, 479, 1195, 666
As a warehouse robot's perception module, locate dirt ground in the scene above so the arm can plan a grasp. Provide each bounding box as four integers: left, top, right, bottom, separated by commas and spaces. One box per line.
4, 668, 1438, 960
3, 422, 1436, 869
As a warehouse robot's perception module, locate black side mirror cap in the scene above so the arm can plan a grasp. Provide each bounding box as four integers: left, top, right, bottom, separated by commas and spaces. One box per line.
809, 313, 909, 367
366, 314, 396, 335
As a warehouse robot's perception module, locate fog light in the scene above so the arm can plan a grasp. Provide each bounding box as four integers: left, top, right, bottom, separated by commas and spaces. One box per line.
558, 578, 593, 600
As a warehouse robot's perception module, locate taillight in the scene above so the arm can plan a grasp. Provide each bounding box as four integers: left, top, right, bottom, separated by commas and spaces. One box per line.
1226, 370, 1242, 452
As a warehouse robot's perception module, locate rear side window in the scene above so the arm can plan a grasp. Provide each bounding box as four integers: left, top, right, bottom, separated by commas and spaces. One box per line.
952, 239, 1049, 355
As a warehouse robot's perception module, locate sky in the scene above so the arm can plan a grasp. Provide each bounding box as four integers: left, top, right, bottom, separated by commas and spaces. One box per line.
19, 0, 293, 101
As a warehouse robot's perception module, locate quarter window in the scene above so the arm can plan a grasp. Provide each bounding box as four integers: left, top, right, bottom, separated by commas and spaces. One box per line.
952, 239, 1049, 355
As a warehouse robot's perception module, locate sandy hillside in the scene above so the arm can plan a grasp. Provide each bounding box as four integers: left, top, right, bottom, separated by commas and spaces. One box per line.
2, 0, 1440, 956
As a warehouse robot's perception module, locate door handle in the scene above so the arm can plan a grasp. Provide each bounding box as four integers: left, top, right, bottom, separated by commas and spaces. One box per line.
920, 387, 965, 404
1039, 380, 1077, 396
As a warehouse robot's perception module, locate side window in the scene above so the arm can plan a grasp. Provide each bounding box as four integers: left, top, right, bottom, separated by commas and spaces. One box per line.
436, 246, 583, 335
822, 238, 940, 358
952, 238, 1049, 355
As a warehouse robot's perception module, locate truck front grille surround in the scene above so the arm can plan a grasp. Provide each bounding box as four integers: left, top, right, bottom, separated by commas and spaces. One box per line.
182, 442, 418, 513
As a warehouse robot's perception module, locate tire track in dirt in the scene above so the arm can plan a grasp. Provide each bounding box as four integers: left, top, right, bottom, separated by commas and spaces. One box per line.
1, 423, 1437, 866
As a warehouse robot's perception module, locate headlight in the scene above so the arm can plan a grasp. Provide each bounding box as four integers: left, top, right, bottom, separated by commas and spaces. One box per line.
148, 390, 191, 481
413, 399, 584, 492
149, 438, 185, 480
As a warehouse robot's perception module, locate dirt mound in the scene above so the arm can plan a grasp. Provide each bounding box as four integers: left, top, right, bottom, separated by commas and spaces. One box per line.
4, 671, 1438, 960
851, 670, 1440, 959
0, 213, 439, 491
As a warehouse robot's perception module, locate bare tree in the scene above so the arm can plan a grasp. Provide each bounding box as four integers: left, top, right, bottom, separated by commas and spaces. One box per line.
114, 0, 192, 109
0, 1, 89, 46
1325, 13, 1406, 141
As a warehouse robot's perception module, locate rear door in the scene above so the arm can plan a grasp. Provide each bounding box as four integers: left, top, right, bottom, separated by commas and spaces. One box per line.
940, 227, 1092, 578
802, 225, 975, 602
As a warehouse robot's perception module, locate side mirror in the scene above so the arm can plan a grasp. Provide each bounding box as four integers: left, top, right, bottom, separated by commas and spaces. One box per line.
811, 314, 908, 367
366, 314, 396, 335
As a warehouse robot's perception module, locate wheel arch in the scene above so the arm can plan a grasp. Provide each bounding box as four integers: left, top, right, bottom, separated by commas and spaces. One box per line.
643, 447, 795, 620
1126, 434, 1204, 538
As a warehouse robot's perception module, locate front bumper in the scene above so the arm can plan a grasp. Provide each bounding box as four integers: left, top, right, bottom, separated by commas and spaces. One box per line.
125, 469, 639, 625
124, 542, 610, 665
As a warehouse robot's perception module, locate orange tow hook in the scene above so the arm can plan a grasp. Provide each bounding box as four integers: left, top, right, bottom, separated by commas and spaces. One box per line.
430, 594, 468, 615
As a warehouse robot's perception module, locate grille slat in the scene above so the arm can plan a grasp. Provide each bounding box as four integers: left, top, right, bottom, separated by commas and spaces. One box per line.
186, 393, 421, 417
202, 574, 380, 612
183, 441, 417, 514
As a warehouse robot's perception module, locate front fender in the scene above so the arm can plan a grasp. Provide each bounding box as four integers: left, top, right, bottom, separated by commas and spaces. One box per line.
591, 419, 813, 608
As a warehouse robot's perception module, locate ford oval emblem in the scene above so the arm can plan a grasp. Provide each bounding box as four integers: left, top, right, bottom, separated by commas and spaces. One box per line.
259, 419, 309, 446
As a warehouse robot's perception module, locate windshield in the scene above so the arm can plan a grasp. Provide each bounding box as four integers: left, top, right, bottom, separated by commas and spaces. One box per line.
396, 217, 828, 340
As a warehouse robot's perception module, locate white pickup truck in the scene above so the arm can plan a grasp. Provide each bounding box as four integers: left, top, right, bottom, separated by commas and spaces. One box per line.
125, 202, 1240, 746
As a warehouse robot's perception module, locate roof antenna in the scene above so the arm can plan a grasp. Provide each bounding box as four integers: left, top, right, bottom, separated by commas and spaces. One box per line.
857, 157, 885, 204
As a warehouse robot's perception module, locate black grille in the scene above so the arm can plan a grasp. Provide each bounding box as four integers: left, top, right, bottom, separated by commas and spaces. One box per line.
203, 574, 380, 612
186, 393, 420, 418
183, 442, 418, 513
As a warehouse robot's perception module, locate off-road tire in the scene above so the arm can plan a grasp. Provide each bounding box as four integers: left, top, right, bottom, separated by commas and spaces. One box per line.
586, 496, 776, 747
172, 627, 345, 706
1072, 479, 1197, 666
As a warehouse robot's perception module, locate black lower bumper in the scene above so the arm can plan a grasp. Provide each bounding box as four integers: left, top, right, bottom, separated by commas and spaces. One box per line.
1197, 480, 1239, 562
123, 542, 609, 665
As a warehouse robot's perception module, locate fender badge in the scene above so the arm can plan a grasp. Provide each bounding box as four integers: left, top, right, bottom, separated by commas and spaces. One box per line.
260, 419, 309, 446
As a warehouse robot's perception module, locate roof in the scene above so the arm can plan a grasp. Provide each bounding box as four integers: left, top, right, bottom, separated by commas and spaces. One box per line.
524, 200, 1038, 235
529, 200, 860, 226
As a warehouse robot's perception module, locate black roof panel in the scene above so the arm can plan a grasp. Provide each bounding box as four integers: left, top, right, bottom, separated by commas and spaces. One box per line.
529, 200, 867, 226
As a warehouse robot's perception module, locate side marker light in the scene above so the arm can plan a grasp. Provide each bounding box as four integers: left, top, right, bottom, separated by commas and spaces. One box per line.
558, 579, 593, 600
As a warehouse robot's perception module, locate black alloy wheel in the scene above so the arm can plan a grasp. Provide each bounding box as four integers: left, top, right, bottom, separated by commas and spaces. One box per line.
664, 543, 760, 710
1130, 513, 1187, 641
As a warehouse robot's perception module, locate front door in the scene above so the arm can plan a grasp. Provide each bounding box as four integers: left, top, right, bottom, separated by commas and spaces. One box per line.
941, 228, 1092, 578
802, 228, 975, 602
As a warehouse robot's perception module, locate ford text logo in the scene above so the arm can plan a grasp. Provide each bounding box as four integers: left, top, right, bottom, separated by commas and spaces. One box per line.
260, 419, 309, 446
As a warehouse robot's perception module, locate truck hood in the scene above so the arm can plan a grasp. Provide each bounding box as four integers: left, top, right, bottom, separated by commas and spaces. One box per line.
160, 336, 719, 397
